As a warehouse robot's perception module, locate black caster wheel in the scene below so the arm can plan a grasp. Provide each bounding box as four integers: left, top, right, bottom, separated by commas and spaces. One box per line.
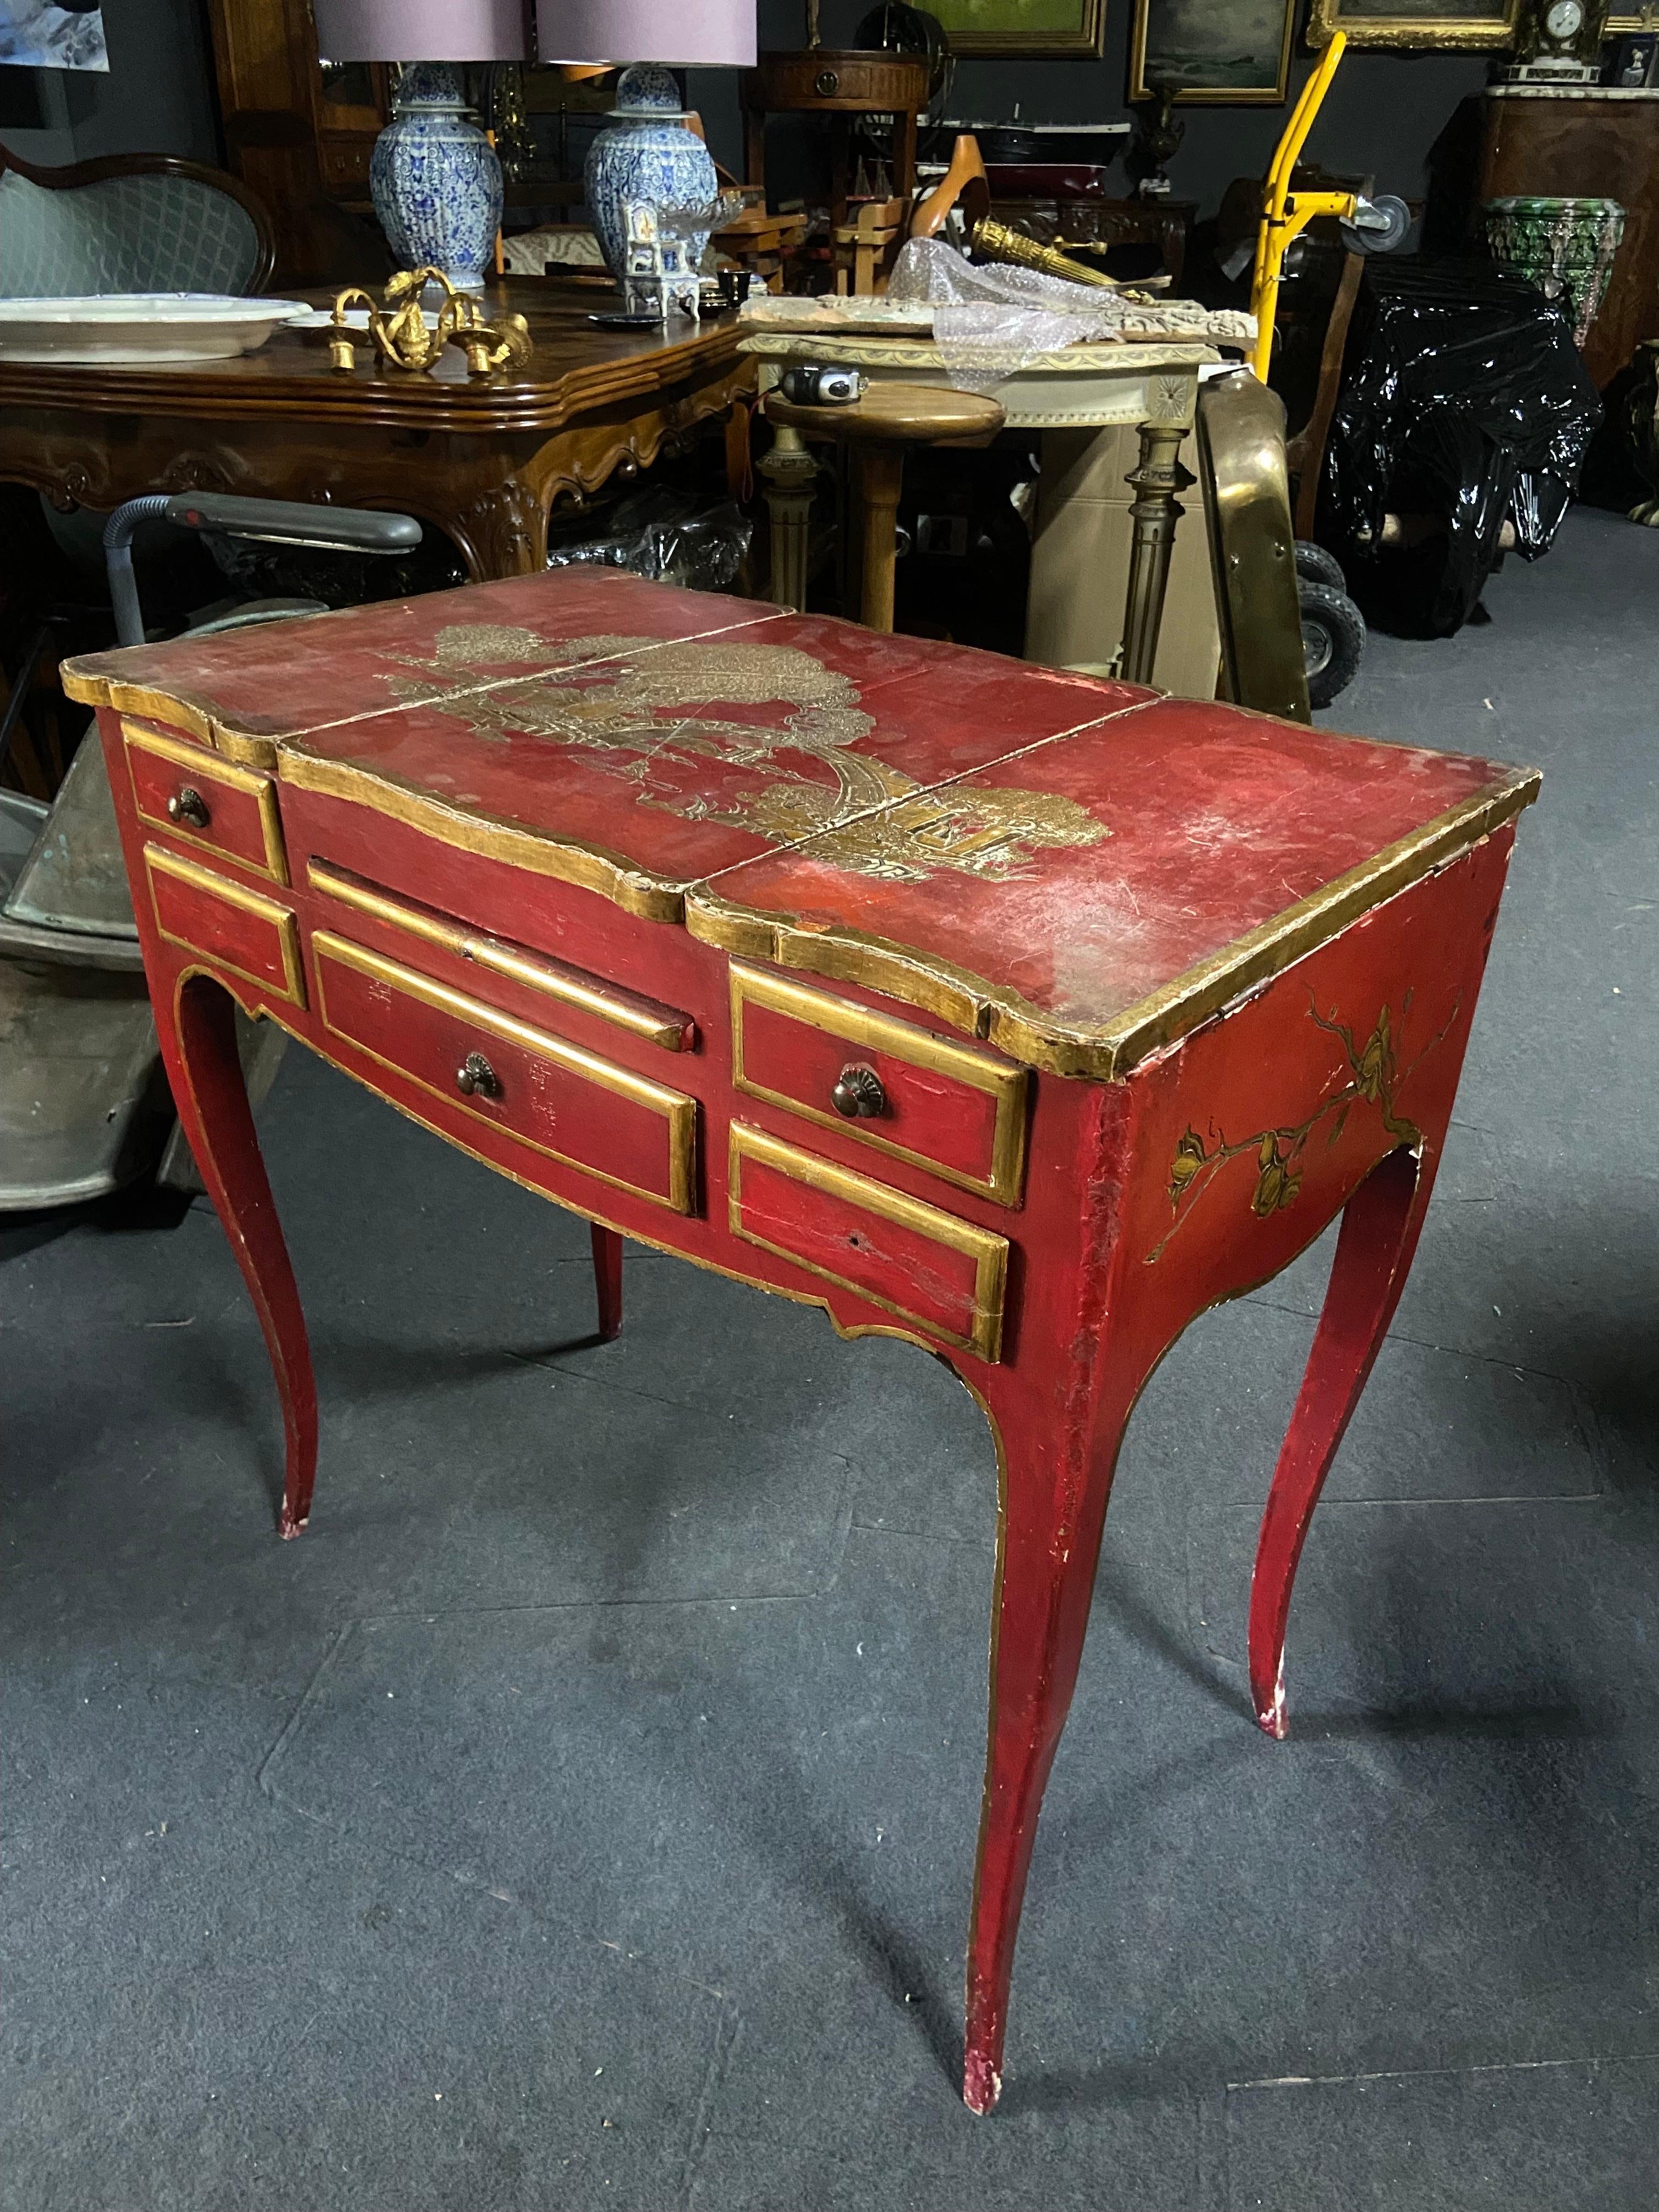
1294, 540, 1347, 593
1299, 578, 1366, 708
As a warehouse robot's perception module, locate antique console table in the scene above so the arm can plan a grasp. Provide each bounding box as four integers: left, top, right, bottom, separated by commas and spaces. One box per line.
64, 572, 1538, 2113
741, 329, 1224, 695
0, 281, 751, 580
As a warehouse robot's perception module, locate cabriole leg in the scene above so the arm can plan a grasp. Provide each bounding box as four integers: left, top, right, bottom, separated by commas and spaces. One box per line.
962, 1365, 1138, 2114
166, 975, 318, 1538
1248, 1143, 1434, 1738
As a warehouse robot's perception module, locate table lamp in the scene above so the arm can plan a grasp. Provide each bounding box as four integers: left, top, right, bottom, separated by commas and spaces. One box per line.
534, 2, 757, 280
312, 0, 527, 292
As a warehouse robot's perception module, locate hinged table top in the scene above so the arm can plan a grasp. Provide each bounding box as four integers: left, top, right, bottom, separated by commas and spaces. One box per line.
64, 572, 1539, 1079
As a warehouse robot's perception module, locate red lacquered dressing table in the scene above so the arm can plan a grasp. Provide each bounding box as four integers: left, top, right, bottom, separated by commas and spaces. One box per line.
65, 573, 1538, 2114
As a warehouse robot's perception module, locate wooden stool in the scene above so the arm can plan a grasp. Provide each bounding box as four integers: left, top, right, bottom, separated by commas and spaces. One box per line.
763, 382, 1006, 632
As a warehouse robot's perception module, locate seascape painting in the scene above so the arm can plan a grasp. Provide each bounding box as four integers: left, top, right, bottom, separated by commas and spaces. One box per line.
1130, 0, 1294, 100
0, 0, 108, 70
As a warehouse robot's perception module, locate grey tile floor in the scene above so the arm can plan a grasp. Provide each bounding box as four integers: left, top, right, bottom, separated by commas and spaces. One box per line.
3, 508, 1656, 2210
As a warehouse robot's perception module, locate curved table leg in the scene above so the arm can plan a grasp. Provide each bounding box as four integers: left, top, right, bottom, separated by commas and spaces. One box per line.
591, 1224, 623, 1342
165, 975, 318, 1538
962, 1355, 1144, 2114
1248, 1142, 1435, 1738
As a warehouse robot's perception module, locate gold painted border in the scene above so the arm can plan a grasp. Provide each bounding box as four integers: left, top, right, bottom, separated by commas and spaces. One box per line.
934, 0, 1105, 53
144, 843, 306, 1008
727, 1121, 1007, 1362
125, 720, 290, 884
729, 961, 1029, 1206
281, 749, 689, 925
307, 860, 691, 1052
63, 606, 792, 773
1129, 0, 1295, 103
690, 771, 1540, 1082
311, 929, 697, 1215
1306, 0, 1518, 46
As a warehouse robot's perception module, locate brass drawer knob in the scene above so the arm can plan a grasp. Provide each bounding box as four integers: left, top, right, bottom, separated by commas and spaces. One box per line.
832, 1062, 886, 1119
167, 786, 211, 830
455, 1049, 502, 1099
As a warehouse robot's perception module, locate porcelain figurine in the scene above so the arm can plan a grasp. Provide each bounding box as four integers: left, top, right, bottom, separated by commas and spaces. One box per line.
584, 64, 718, 283
370, 63, 503, 294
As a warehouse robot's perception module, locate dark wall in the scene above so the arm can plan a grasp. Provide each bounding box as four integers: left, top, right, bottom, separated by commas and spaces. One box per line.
689, 0, 1491, 219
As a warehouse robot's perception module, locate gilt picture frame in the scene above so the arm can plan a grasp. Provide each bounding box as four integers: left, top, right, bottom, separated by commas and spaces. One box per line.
1129, 0, 1297, 102
1306, 0, 1520, 49
924, 0, 1107, 57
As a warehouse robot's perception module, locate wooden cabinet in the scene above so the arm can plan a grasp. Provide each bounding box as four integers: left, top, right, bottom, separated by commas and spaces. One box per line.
1477, 86, 1659, 387
204, 0, 390, 285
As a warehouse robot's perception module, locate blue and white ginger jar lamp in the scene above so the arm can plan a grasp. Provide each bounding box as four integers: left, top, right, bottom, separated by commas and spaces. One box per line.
584, 65, 720, 283
371, 64, 503, 294
310, 0, 527, 293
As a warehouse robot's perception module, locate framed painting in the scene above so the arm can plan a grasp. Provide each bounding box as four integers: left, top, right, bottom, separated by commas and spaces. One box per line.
1129, 0, 1296, 101
1607, 3, 1659, 32
924, 0, 1107, 56
1306, 0, 1519, 48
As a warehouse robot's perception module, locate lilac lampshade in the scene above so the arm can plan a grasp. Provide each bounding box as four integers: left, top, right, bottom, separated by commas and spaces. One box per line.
312, 0, 527, 61
533, 0, 755, 66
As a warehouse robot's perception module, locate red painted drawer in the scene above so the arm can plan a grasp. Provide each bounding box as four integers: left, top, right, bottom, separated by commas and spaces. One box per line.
730, 963, 1029, 1205
728, 1122, 1007, 1361
313, 931, 697, 1213
125, 720, 289, 883
307, 859, 696, 1053
144, 844, 305, 1007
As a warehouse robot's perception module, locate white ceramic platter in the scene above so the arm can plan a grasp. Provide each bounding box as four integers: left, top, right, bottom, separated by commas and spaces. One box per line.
285, 306, 443, 332
0, 294, 311, 365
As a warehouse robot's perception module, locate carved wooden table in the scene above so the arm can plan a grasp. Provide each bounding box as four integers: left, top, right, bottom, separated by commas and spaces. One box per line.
0, 280, 751, 580
65, 573, 1538, 2113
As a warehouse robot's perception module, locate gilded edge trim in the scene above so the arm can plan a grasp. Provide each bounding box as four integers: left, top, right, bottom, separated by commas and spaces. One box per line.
311, 929, 697, 1215
1306, 0, 1519, 47
144, 843, 306, 1008
692, 771, 1541, 1081
307, 860, 690, 1051
281, 749, 689, 924
729, 961, 1029, 1206
123, 697, 1537, 1079
727, 1121, 1007, 1363
124, 719, 290, 884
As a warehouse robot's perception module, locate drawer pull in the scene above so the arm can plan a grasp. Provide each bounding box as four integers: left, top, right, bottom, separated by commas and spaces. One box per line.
168, 787, 211, 830
832, 1063, 887, 1120
455, 1049, 501, 1099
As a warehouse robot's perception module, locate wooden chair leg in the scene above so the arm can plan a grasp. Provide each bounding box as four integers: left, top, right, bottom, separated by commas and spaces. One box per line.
1247, 1143, 1434, 1737
857, 443, 905, 633
165, 974, 318, 1537
590, 1224, 623, 1342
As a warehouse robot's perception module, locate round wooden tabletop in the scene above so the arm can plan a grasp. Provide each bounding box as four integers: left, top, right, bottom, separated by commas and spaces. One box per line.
765, 380, 1005, 445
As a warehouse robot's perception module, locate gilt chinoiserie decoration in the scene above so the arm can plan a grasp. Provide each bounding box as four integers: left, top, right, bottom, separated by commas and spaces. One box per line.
64, 568, 1539, 2119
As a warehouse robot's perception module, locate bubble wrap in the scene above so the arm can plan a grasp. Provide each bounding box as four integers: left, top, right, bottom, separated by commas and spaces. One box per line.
887, 236, 1255, 393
